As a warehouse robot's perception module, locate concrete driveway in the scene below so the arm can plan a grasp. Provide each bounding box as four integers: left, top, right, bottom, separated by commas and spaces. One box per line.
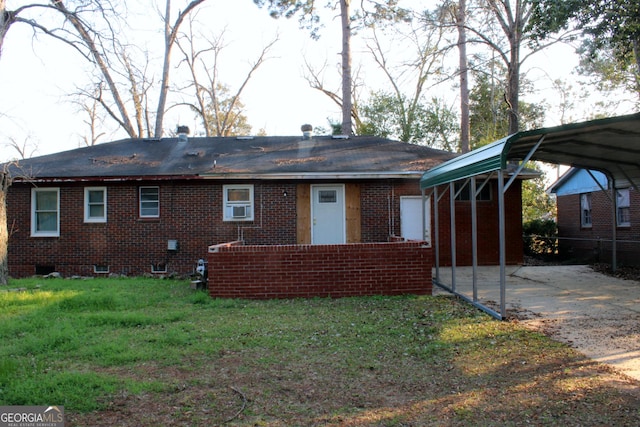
433, 265, 640, 381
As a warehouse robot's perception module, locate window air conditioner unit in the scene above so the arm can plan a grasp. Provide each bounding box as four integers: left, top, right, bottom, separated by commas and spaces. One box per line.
232, 205, 247, 218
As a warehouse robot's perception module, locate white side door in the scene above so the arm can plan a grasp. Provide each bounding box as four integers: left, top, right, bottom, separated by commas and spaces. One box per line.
400, 196, 431, 244
311, 185, 345, 244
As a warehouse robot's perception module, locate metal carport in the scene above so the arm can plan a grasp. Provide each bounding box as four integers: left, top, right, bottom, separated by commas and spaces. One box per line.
420, 112, 640, 319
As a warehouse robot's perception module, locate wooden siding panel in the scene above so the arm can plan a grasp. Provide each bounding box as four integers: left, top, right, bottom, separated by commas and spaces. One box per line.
297, 184, 311, 244
346, 183, 361, 243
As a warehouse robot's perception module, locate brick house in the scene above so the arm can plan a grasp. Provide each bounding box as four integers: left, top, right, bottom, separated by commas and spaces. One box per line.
550, 167, 640, 265
6, 132, 524, 288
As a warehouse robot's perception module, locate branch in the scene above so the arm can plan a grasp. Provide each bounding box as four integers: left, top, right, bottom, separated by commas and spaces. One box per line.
220, 35, 279, 133
302, 58, 343, 108
224, 386, 247, 423
154, 0, 207, 136
12, 14, 91, 61
51, 0, 137, 137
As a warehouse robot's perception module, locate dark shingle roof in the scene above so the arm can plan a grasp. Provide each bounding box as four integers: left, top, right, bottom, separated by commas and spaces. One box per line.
9, 135, 457, 180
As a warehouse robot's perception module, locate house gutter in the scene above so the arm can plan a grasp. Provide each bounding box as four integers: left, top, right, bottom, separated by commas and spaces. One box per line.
199, 171, 426, 180
11, 175, 202, 184
13, 172, 425, 183
14, 170, 537, 184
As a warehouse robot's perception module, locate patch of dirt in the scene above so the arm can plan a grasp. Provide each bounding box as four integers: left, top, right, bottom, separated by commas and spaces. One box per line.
591, 262, 640, 281
524, 255, 640, 281
66, 347, 640, 427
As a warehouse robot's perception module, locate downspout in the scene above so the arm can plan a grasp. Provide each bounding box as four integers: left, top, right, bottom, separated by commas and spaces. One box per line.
421, 188, 434, 243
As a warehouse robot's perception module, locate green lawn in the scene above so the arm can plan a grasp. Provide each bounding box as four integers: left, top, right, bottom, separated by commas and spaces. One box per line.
1, 277, 638, 426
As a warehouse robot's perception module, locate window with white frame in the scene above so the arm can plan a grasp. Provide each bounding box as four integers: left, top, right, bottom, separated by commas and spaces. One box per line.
617, 188, 631, 227
84, 187, 107, 222
139, 186, 160, 218
223, 184, 254, 221
31, 188, 60, 237
580, 193, 592, 227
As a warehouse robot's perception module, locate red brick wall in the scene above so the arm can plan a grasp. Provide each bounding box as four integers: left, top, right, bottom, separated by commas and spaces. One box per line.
431, 181, 524, 266
557, 189, 640, 265
207, 241, 432, 298
359, 180, 422, 242
7, 177, 524, 278
7, 180, 298, 278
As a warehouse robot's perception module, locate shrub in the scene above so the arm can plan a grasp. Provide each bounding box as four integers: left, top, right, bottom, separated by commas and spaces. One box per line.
523, 219, 557, 256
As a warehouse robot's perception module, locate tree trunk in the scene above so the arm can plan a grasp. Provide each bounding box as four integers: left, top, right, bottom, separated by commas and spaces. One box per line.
456, 0, 470, 153
506, 36, 520, 135
0, 169, 10, 286
154, 0, 173, 138
0, 0, 13, 59
53, 1, 138, 137
633, 36, 640, 98
154, 0, 207, 138
507, 0, 522, 135
340, 0, 353, 135
485, 0, 525, 135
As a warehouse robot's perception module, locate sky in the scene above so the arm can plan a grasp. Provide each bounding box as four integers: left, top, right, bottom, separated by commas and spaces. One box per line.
1, 1, 342, 160
0, 0, 611, 164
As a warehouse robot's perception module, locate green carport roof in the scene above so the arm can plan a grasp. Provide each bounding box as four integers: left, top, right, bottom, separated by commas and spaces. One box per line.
420, 112, 640, 189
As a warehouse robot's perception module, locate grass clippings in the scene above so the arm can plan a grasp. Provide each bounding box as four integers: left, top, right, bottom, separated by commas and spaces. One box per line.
0, 277, 638, 426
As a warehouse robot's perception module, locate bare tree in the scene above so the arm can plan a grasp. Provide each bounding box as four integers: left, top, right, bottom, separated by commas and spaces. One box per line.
0, 0, 11, 57
364, 20, 451, 143
1, 0, 75, 58
6, 136, 38, 159
74, 87, 107, 146
463, 0, 575, 134
302, 58, 364, 132
254, 0, 409, 136
54, 0, 205, 138
154, 0, 207, 137
12, 0, 208, 138
175, 18, 278, 136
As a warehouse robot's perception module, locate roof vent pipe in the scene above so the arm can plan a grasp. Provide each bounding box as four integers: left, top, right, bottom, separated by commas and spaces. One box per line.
301, 124, 313, 140
177, 125, 190, 142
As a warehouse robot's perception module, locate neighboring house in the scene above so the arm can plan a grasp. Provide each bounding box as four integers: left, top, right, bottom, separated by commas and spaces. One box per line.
549, 168, 640, 265
6, 131, 524, 279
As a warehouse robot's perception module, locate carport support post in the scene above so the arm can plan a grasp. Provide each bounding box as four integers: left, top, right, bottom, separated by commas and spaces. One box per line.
471, 177, 478, 302
498, 169, 507, 319
611, 181, 618, 272
434, 187, 441, 283
589, 170, 618, 272
449, 181, 457, 292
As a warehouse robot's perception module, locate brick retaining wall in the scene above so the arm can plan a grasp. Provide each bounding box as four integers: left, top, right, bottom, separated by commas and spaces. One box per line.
207, 241, 432, 299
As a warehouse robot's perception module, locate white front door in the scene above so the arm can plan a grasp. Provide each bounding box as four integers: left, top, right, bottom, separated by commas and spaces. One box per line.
311, 185, 345, 244
400, 196, 431, 244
